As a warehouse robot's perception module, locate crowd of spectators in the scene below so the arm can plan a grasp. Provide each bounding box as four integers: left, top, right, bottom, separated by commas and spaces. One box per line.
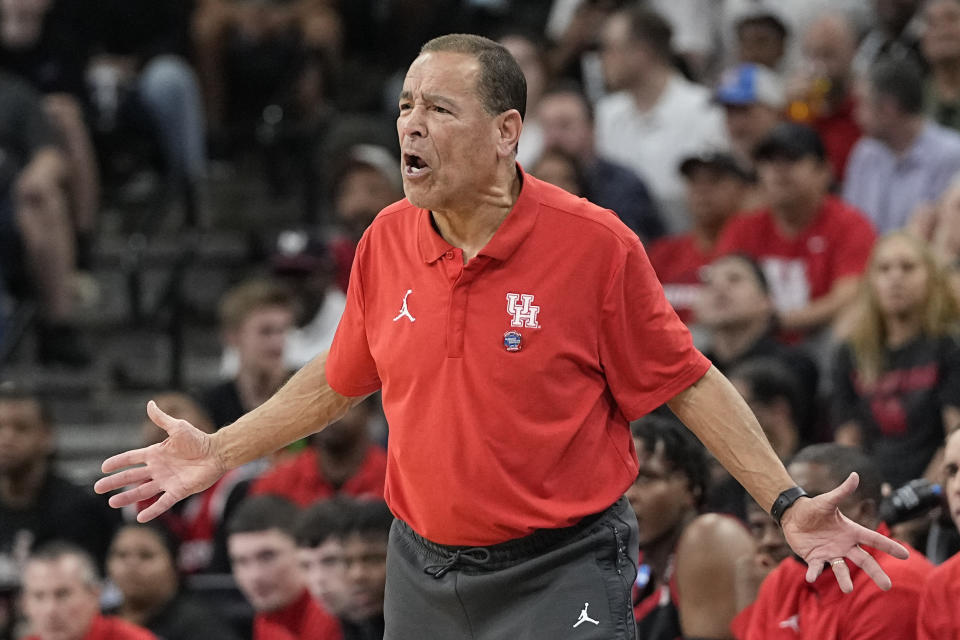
3, 0, 960, 638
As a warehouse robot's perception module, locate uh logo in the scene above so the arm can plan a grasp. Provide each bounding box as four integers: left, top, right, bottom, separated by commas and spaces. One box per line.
504, 292, 539, 353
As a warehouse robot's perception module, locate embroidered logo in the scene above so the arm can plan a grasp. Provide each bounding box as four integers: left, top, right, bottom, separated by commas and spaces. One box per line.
506, 293, 540, 328
392, 289, 416, 323
572, 602, 599, 628
778, 615, 800, 632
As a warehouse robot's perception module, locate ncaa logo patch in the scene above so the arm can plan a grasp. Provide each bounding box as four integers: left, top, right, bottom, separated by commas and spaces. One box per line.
503, 330, 522, 352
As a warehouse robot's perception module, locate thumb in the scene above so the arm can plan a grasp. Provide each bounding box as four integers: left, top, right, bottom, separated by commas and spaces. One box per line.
146, 400, 185, 436
820, 471, 860, 508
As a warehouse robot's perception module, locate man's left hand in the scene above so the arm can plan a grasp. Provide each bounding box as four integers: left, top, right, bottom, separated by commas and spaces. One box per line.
781, 472, 910, 593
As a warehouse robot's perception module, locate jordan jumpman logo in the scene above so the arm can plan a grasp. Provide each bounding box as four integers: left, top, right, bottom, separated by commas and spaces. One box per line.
393, 289, 416, 322
572, 602, 599, 628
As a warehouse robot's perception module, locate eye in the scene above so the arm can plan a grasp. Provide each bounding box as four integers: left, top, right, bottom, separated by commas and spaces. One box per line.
399, 102, 412, 112
432, 105, 451, 114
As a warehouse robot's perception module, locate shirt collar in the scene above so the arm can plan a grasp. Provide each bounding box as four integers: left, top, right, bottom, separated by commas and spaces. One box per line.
417, 164, 541, 264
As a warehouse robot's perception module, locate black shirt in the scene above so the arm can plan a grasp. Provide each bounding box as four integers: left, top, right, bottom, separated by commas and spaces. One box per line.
146, 592, 242, 640
199, 381, 245, 431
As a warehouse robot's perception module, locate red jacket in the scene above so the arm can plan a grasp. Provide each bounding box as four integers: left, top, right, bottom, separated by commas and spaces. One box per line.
917, 552, 960, 639
26, 615, 155, 640
250, 445, 387, 506
253, 589, 342, 640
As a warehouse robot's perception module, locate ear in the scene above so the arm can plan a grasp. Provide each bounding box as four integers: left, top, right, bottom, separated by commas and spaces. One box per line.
496, 109, 523, 158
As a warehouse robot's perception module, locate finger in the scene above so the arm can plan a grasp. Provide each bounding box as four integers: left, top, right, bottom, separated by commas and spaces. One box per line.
138, 492, 180, 523
847, 546, 892, 591
830, 558, 854, 593
820, 472, 860, 508
108, 480, 161, 508
146, 400, 186, 436
100, 446, 151, 475
805, 560, 825, 583
856, 527, 910, 560
94, 466, 151, 493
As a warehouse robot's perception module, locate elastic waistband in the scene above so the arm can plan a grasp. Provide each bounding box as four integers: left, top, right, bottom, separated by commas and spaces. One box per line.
401, 496, 626, 572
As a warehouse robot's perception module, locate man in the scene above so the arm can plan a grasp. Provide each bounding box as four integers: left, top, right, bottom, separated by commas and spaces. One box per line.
734, 7, 790, 72
295, 498, 350, 617
715, 63, 786, 168
336, 499, 390, 640
916, 426, 960, 638
853, 0, 925, 76
648, 152, 752, 324
789, 13, 862, 181
595, 6, 727, 232
716, 123, 875, 338
250, 396, 386, 506
923, 0, 960, 133
732, 444, 933, 640
226, 495, 341, 640
203, 278, 297, 429
628, 416, 754, 640
98, 34, 908, 639
536, 83, 663, 242
844, 58, 960, 234
22, 542, 154, 640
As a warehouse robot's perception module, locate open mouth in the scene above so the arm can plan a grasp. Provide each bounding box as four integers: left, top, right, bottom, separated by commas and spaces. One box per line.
403, 153, 431, 178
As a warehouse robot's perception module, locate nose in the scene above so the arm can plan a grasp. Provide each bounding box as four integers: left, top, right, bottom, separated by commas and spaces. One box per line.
398, 106, 426, 140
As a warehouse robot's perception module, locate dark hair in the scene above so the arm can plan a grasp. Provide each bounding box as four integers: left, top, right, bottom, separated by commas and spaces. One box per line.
227, 495, 300, 538
341, 499, 393, 539
736, 15, 789, 40
294, 497, 351, 548
630, 414, 709, 508
789, 444, 883, 506
113, 521, 181, 568
729, 357, 804, 431
713, 253, 771, 295
420, 34, 527, 120
28, 541, 100, 586
0, 380, 53, 428
626, 7, 674, 63
869, 58, 924, 115
541, 80, 594, 122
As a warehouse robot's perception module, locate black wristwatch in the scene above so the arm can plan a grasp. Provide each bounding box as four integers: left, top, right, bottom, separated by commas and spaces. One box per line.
770, 486, 809, 526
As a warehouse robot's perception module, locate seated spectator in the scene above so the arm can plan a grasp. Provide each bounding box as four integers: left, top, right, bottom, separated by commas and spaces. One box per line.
916, 426, 960, 639
715, 123, 876, 338
912, 174, 960, 300
107, 522, 240, 640
923, 0, 960, 133
731, 443, 933, 640
335, 499, 390, 640
0, 71, 85, 365
22, 542, 155, 640
628, 415, 754, 639
788, 13, 862, 181
734, 496, 793, 615
295, 498, 350, 617
595, 6, 727, 233
203, 278, 296, 429
648, 153, 752, 324
696, 254, 820, 407
536, 83, 663, 241
498, 32, 547, 170
845, 58, 960, 234
227, 495, 341, 640
327, 144, 403, 294
715, 63, 786, 169
250, 396, 386, 506
530, 148, 588, 198
0, 384, 119, 581
832, 232, 960, 488
853, 0, 925, 76
734, 6, 790, 72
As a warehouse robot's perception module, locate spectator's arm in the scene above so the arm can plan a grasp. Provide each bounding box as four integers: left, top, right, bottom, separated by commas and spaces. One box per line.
778, 275, 860, 332
675, 514, 755, 639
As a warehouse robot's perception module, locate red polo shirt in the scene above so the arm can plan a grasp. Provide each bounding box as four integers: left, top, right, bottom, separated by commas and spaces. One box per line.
917, 552, 960, 639
731, 528, 931, 640
254, 589, 342, 640
26, 615, 155, 640
326, 168, 711, 546
250, 444, 387, 506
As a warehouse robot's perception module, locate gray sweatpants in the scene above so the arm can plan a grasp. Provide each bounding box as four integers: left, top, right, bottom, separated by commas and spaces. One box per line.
383, 496, 640, 640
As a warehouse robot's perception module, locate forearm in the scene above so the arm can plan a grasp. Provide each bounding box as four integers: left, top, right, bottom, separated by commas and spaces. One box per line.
667, 366, 794, 511
213, 351, 364, 469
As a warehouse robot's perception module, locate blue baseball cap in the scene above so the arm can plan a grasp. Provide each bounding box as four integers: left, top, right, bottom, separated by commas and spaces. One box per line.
715, 64, 786, 108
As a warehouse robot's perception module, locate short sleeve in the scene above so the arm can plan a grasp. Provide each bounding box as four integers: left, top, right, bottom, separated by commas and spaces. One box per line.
831, 207, 876, 280
937, 335, 960, 410
598, 239, 710, 420
325, 235, 382, 397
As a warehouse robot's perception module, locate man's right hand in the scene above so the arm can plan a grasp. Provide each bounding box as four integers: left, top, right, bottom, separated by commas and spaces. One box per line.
94, 401, 227, 522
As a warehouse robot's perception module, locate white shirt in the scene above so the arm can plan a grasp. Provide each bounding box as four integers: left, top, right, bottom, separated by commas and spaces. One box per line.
595, 74, 728, 232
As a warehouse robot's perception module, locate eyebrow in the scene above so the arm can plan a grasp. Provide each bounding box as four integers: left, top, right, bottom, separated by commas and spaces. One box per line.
398, 91, 458, 109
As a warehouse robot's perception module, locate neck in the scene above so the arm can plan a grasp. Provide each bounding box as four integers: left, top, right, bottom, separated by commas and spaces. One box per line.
0, 458, 47, 508
235, 366, 288, 412
629, 65, 671, 113
317, 440, 369, 486
711, 316, 771, 364
884, 313, 922, 348
643, 514, 693, 583
431, 164, 521, 262
773, 196, 823, 236
933, 59, 960, 101
884, 116, 925, 155
119, 595, 171, 628
692, 215, 733, 251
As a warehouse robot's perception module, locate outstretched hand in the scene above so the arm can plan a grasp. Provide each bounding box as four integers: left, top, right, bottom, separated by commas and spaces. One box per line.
781, 472, 909, 593
94, 401, 226, 522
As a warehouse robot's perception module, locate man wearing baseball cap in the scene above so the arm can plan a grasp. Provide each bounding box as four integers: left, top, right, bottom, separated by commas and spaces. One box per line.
716, 64, 787, 167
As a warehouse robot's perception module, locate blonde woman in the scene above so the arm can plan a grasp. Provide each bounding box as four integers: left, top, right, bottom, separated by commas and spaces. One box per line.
832, 231, 960, 487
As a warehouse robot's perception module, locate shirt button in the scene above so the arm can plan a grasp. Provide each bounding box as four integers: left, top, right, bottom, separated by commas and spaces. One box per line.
445, 251, 455, 260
